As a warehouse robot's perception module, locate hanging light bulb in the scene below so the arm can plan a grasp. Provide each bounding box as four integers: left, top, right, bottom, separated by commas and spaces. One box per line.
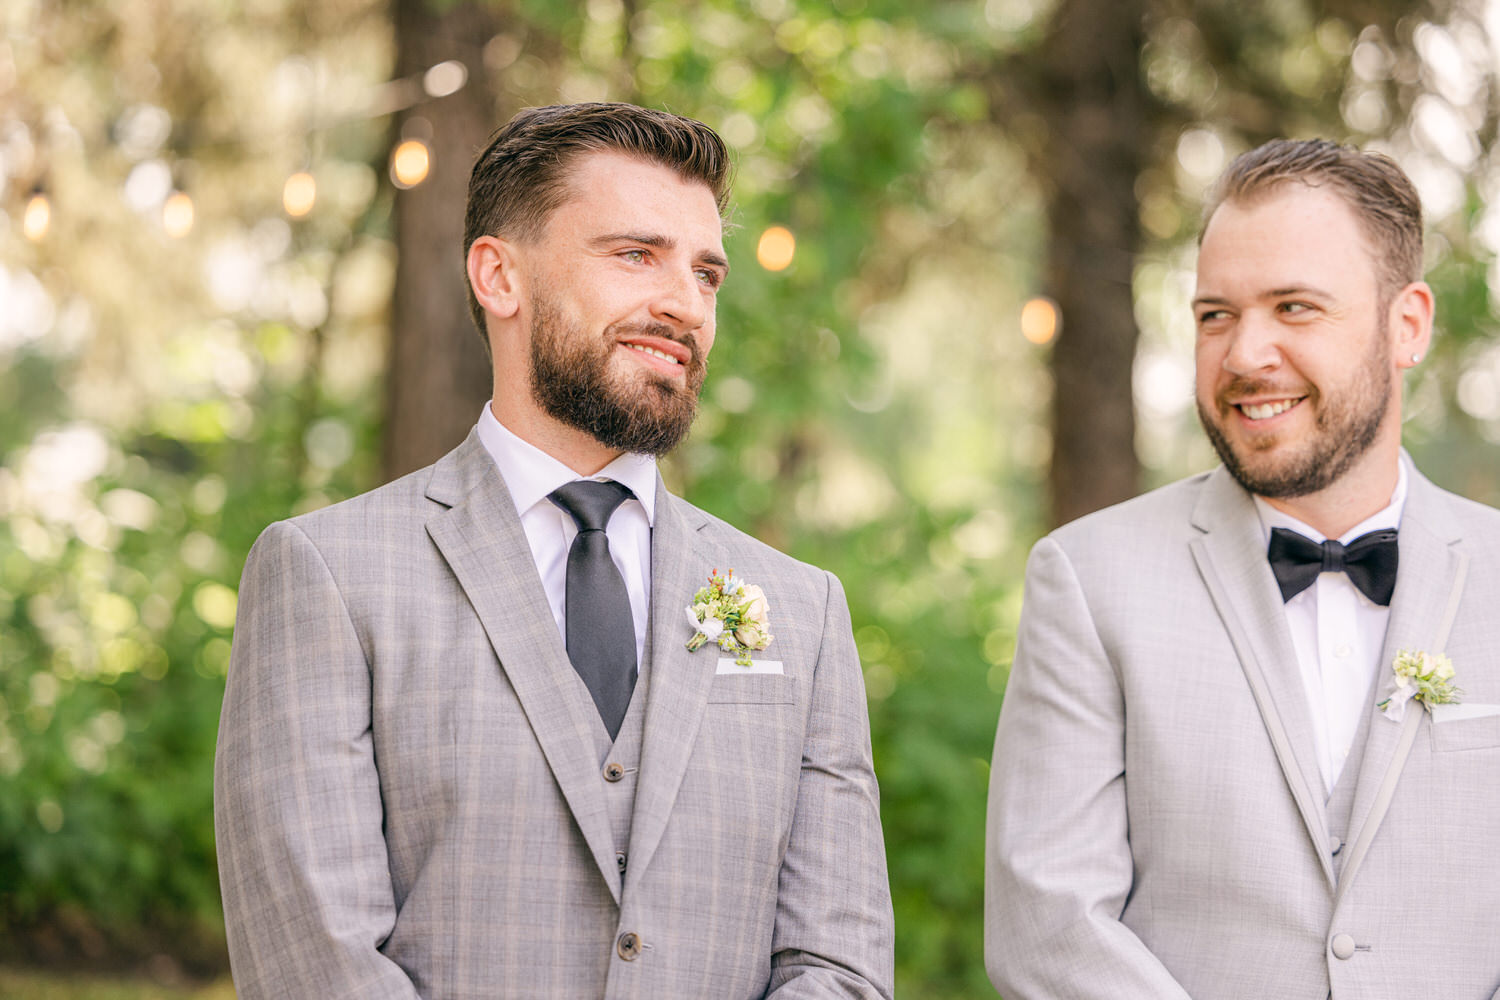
283, 171, 317, 217
390, 139, 431, 189
23, 190, 51, 241
162, 190, 195, 238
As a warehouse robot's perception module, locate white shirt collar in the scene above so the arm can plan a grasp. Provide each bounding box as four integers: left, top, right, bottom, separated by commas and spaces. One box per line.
1253, 453, 1409, 545
475, 403, 658, 525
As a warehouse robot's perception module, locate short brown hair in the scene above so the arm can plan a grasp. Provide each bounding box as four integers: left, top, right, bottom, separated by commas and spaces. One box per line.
463, 102, 733, 342
1203, 138, 1423, 298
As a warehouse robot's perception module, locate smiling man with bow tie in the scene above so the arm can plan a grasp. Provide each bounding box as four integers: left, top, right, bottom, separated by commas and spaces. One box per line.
986, 139, 1500, 998
214, 102, 892, 1000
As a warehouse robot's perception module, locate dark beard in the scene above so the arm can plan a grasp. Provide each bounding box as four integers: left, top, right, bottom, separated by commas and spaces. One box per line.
527, 299, 705, 457
1197, 330, 1390, 499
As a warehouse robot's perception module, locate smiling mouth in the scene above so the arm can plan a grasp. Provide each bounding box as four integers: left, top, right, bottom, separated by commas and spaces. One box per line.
625, 343, 683, 365
1236, 397, 1303, 421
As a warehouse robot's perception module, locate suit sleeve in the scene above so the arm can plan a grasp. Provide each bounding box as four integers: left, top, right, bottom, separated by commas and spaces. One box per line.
765, 571, 895, 999
214, 521, 420, 1000
985, 536, 1192, 999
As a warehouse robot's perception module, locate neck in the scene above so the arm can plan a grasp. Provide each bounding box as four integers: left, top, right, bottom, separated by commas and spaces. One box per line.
1260, 443, 1402, 539
488, 399, 623, 477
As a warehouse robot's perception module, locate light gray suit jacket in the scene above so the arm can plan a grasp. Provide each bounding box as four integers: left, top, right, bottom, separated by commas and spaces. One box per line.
986, 463, 1500, 999
215, 432, 893, 999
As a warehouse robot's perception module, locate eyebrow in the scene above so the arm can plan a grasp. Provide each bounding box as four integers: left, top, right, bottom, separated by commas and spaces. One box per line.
1190, 285, 1336, 308
590, 232, 730, 273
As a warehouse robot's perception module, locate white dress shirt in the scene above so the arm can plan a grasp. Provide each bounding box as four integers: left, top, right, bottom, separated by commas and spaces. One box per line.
476, 404, 657, 670
1254, 459, 1408, 795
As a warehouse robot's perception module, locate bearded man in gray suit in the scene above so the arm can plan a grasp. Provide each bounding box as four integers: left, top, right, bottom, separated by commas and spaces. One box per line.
987, 138, 1500, 998
215, 103, 892, 999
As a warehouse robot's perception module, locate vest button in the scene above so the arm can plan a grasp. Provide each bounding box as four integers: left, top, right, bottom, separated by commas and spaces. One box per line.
603, 762, 625, 782
1330, 933, 1356, 960
616, 850, 627, 873
617, 931, 642, 960
1329, 835, 1343, 855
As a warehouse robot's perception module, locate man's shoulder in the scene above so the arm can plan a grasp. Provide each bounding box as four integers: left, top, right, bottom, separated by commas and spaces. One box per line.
665, 492, 831, 586
1047, 469, 1217, 551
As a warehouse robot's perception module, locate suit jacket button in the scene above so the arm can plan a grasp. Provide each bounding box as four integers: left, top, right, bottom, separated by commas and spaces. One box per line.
617, 932, 641, 960
1330, 933, 1356, 960
603, 762, 625, 782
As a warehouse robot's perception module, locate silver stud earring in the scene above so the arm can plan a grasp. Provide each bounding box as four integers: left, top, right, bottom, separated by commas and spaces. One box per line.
1411, 353, 1422, 364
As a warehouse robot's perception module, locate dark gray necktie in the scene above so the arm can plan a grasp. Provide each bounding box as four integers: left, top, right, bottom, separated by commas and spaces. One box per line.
548, 480, 637, 740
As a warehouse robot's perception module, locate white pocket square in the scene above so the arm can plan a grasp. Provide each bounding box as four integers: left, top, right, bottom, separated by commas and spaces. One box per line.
1430, 703, 1500, 723
716, 658, 783, 675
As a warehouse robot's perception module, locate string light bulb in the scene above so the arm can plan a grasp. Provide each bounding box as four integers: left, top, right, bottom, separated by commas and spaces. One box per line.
283, 171, 317, 217
162, 190, 195, 238
23, 190, 51, 241
390, 139, 431, 189
756, 226, 796, 271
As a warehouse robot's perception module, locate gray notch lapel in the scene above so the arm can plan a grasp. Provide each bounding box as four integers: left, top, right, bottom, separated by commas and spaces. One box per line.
1335, 467, 1468, 903
423, 434, 624, 903
1189, 468, 1335, 888
625, 485, 726, 889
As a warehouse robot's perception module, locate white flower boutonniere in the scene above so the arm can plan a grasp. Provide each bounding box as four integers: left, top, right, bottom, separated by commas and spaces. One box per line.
685, 569, 773, 667
1378, 649, 1461, 721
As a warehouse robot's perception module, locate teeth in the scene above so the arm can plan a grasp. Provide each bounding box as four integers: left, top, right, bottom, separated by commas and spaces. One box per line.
627, 343, 680, 364
1240, 399, 1297, 420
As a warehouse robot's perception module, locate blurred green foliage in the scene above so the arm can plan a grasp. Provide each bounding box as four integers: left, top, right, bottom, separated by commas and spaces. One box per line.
4, 1, 1500, 997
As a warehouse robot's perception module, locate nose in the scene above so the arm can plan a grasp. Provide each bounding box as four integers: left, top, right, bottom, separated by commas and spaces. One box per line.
1220, 311, 1282, 376
650, 266, 708, 332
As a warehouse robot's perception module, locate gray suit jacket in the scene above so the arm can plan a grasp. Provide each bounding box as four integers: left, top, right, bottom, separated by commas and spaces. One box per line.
986, 463, 1500, 999
215, 432, 893, 999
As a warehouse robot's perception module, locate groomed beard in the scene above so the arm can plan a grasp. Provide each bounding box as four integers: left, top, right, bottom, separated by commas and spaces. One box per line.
527, 295, 706, 457
1197, 325, 1391, 499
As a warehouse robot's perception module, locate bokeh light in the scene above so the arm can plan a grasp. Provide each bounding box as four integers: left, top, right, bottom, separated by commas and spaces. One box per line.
162, 191, 195, 238
283, 171, 317, 217
23, 192, 51, 241
756, 225, 796, 271
1020, 296, 1059, 345
390, 139, 431, 189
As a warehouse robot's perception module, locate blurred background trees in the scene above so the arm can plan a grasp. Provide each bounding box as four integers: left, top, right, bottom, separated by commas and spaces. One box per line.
4, 0, 1500, 995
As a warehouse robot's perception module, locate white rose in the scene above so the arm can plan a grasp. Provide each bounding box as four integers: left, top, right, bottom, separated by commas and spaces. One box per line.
740, 584, 770, 627
735, 619, 771, 650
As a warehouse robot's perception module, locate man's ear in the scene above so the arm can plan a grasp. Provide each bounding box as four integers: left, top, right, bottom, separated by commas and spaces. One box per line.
467, 235, 523, 321
1390, 279, 1434, 371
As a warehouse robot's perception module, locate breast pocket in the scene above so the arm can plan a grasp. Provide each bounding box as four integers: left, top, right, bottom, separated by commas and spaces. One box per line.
706, 673, 795, 704
1430, 710, 1500, 752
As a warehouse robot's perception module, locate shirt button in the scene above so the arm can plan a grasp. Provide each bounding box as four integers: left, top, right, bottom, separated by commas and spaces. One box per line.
1335, 644, 1352, 659
617, 931, 642, 960
603, 762, 625, 782
1331, 933, 1355, 960
615, 850, 628, 873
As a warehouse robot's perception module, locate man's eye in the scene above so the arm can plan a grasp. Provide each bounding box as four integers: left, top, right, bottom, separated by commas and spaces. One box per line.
1280, 301, 1311, 314
1197, 309, 1227, 324
696, 268, 722, 288
621, 249, 646, 263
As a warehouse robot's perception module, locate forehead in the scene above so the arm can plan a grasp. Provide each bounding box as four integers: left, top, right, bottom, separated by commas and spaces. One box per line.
1197, 183, 1379, 294
547, 150, 724, 247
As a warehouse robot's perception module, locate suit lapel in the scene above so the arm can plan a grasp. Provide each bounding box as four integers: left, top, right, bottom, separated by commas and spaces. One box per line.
1188, 467, 1334, 887
625, 485, 724, 887
423, 433, 623, 903
1338, 465, 1467, 897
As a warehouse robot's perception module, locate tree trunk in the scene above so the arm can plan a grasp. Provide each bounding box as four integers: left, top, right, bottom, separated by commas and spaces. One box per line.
1034, 0, 1148, 527
384, 0, 504, 481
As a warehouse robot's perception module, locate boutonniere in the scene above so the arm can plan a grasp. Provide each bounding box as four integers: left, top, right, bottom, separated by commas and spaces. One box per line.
1378, 649, 1461, 721
685, 569, 773, 667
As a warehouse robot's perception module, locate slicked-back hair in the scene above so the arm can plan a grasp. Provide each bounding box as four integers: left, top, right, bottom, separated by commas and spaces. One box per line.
1203, 138, 1424, 301
463, 102, 732, 344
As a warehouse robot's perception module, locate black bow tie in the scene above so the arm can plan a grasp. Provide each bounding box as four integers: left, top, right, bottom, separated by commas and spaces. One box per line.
1267, 527, 1399, 606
